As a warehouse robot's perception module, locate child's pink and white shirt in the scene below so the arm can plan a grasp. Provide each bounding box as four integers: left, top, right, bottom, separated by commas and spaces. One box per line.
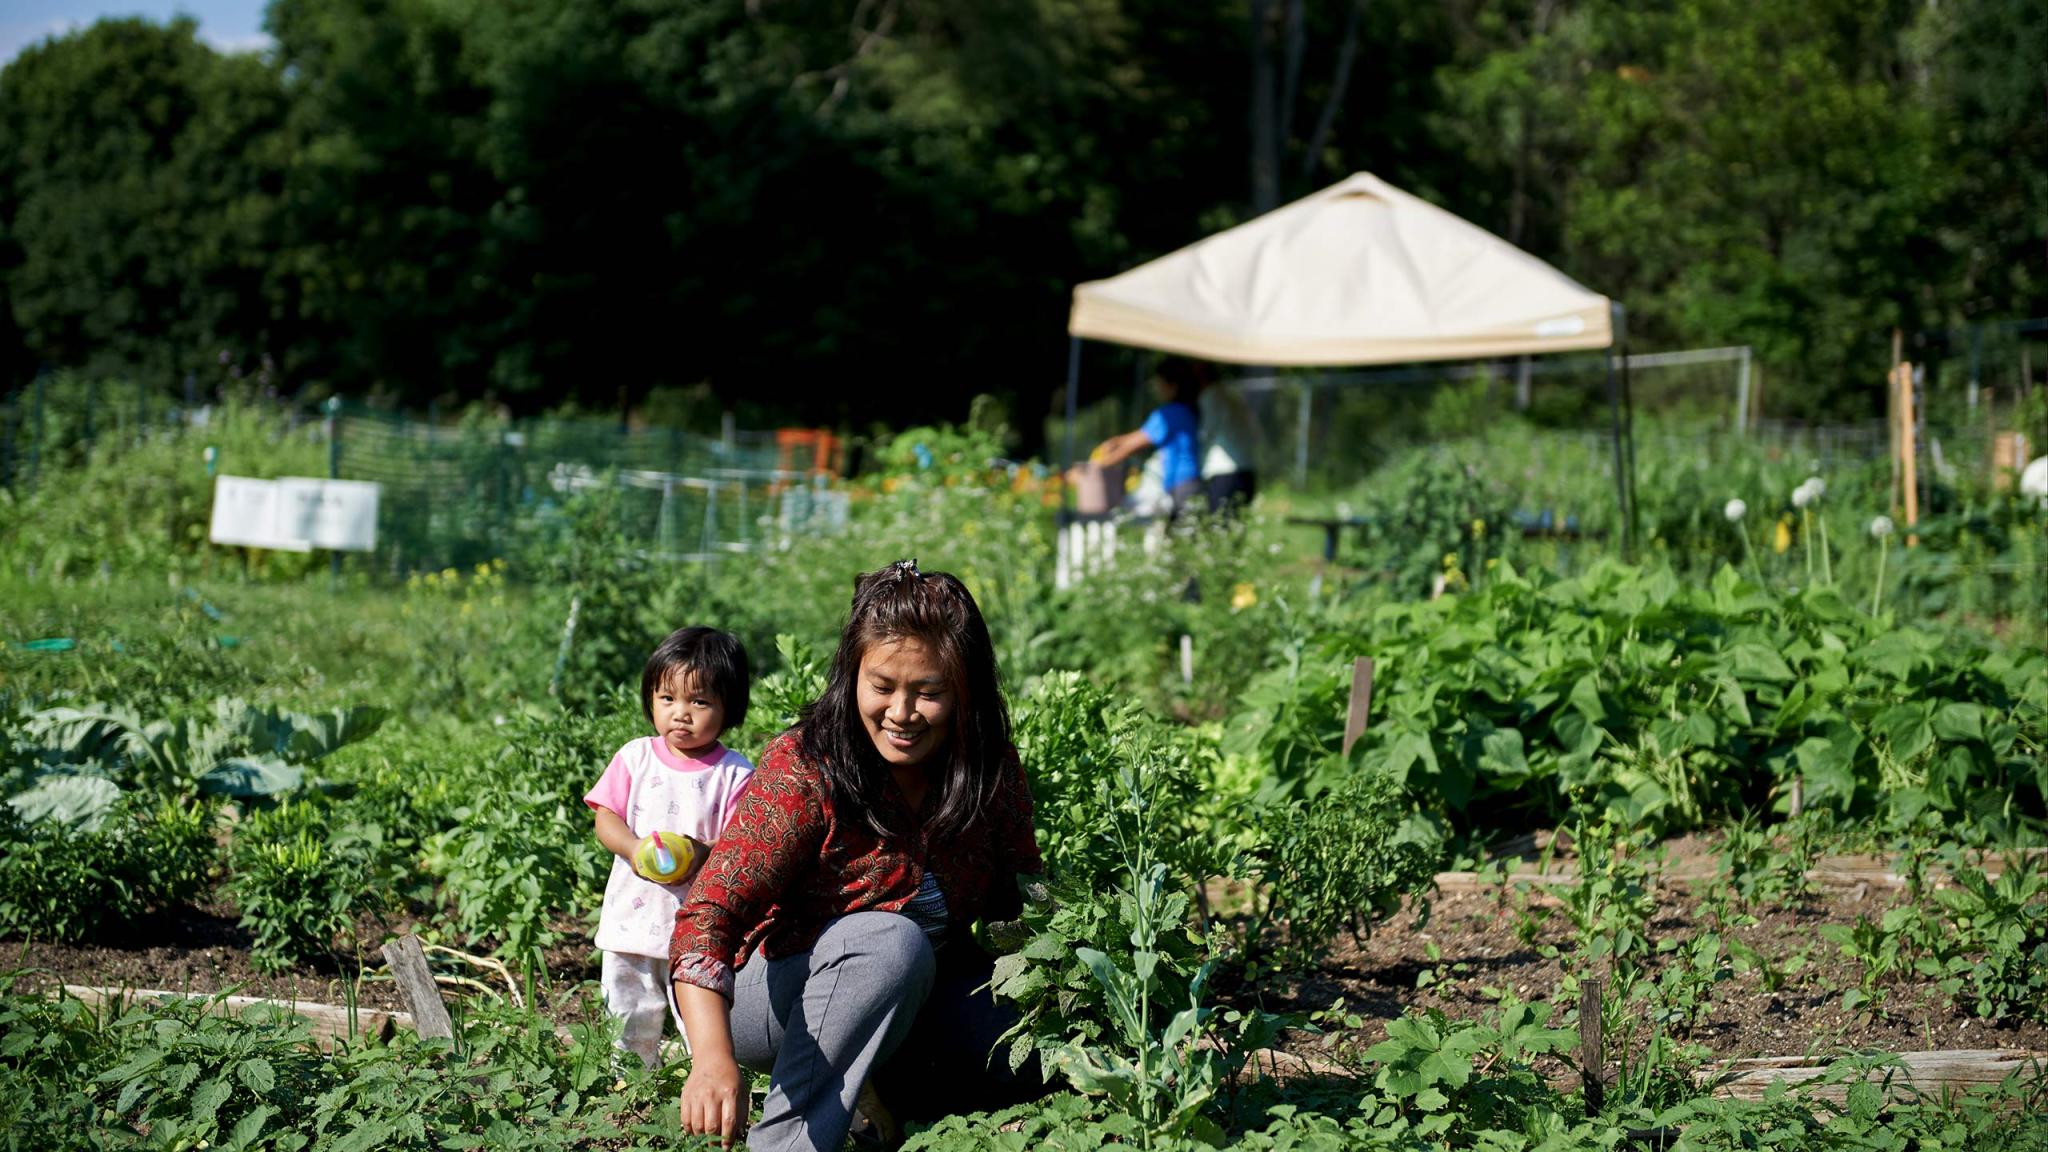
583, 737, 754, 959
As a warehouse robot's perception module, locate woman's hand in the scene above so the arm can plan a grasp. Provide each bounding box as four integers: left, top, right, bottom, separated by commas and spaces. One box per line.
678, 1056, 748, 1148
675, 979, 745, 1147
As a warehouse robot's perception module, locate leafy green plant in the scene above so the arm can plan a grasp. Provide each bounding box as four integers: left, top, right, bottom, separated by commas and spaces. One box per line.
1316, 559, 2048, 835
0, 972, 697, 1151
1233, 757, 1439, 976
7, 696, 385, 825
0, 796, 215, 942
1362, 999, 1576, 1138
226, 801, 384, 972
996, 703, 1284, 1146
1922, 854, 2048, 1022
727, 633, 828, 751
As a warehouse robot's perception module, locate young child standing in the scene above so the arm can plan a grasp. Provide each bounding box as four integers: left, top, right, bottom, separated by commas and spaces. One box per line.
584, 626, 754, 1067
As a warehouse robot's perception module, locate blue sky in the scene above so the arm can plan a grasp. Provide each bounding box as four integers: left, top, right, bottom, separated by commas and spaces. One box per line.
1, 0, 271, 63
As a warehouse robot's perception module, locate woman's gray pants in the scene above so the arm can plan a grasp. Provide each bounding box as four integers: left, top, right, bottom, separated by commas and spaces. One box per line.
730, 912, 936, 1152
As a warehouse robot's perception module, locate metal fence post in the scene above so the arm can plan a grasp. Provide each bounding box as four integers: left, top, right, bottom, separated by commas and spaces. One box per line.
326, 396, 343, 586
1295, 379, 1311, 488
1735, 348, 1752, 435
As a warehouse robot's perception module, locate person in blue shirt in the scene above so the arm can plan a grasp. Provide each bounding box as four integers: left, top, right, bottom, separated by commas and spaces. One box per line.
1089, 360, 1203, 513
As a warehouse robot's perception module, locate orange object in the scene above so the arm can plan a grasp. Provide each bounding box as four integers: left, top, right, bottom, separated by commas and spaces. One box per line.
775, 428, 841, 478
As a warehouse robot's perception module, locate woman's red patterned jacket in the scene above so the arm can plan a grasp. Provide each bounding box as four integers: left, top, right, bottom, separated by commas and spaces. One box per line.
669, 727, 1043, 998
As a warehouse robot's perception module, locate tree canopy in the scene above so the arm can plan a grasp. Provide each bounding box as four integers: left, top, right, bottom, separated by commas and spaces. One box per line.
0, 0, 2040, 432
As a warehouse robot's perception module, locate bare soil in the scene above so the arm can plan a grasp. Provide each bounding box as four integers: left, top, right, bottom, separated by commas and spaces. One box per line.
7, 900, 602, 1018
1236, 869, 2048, 1074
11, 846, 2048, 1071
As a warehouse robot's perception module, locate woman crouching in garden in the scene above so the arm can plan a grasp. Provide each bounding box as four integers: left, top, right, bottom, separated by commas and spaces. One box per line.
670, 560, 1047, 1150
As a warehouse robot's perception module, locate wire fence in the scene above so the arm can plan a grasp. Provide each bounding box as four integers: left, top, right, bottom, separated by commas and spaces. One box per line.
0, 379, 848, 576
326, 403, 840, 573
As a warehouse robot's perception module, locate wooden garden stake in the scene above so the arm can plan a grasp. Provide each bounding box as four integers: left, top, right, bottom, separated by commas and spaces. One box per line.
1579, 977, 1606, 1114
1897, 361, 1920, 547
382, 934, 454, 1040
1341, 657, 1375, 757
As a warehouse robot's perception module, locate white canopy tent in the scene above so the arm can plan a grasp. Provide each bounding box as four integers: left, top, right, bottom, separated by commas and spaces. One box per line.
1062, 172, 1638, 549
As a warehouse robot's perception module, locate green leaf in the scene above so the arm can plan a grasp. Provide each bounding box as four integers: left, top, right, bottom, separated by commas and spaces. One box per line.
1724, 642, 1795, 683
236, 1057, 275, 1095
1874, 704, 1934, 764
1930, 703, 1985, 744
1793, 735, 1859, 810
199, 756, 307, 798
1568, 673, 1606, 723
228, 1105, 277, 1151
190, 1076, 232, 1125
6, 773, 121, 828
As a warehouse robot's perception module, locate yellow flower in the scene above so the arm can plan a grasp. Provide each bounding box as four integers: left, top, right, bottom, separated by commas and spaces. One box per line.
1773, 517, 1792, 554
1471, 518, 1487, 539
1230, 582, 1258, 612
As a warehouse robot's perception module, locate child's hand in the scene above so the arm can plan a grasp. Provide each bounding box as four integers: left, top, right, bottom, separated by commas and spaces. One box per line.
632, 832, 698, 883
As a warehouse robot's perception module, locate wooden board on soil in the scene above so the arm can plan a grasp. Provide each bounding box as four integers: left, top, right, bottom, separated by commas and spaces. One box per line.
63, 984, 411, 1046
1705, 1048, 2048, 1102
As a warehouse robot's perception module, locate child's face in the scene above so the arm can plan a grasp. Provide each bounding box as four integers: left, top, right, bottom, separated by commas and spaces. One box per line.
653, 668, 725, 757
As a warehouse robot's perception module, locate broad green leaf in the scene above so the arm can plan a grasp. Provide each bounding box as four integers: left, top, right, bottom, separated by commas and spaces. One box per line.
1931, 702, 1984, 744
1873, 704, 1934, 764
6, 773, 120, 828
1724, 642, 1795, 683
1794, 735, 1859, 810
199, 756, 306, 798
236, 1056, 275, 1094
227, 1105, 276, 1151
190, 1076, 232, 1125
1568, 673, 1606, 723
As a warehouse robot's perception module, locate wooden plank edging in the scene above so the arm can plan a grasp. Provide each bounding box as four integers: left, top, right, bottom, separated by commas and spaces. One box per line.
1702, 1048, 2048, 1103
62, 985, 411, 1047
1431, 850, 2048, 895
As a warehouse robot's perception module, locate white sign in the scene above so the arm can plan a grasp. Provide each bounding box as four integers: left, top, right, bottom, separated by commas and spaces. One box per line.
209, 475, 380, 552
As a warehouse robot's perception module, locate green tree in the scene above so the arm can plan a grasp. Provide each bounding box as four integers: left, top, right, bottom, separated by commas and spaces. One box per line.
263, 0, 499, 397
0, 17, 287, 387
1924, 0, 2048, 321
1435, 0, 1949, 416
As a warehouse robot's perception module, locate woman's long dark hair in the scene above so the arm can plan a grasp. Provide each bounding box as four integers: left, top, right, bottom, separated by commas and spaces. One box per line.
798, 559, 1011, 842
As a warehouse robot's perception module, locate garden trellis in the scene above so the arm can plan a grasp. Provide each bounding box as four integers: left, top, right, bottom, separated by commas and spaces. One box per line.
1059, 172, 1642, 552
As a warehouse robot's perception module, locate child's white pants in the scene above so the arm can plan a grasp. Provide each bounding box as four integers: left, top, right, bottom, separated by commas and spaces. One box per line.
602, 951, 685, 1067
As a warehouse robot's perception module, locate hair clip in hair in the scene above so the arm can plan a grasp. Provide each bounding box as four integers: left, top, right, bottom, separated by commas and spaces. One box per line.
889, 558, 921, 580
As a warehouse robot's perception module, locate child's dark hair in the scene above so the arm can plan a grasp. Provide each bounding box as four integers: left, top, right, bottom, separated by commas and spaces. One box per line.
641, 627, 751, 732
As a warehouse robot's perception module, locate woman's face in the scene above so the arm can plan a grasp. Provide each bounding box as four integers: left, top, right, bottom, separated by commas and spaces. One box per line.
857, 636, 954, 770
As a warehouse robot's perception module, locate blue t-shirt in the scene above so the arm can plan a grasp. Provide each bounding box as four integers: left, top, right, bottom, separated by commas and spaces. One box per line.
1140, 402, 1200, 492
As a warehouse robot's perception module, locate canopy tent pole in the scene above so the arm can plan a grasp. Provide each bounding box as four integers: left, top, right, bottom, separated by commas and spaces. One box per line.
1604, 327, 1632, 560
1618, 304, 1638, 554
1061, 335, 1082, 519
